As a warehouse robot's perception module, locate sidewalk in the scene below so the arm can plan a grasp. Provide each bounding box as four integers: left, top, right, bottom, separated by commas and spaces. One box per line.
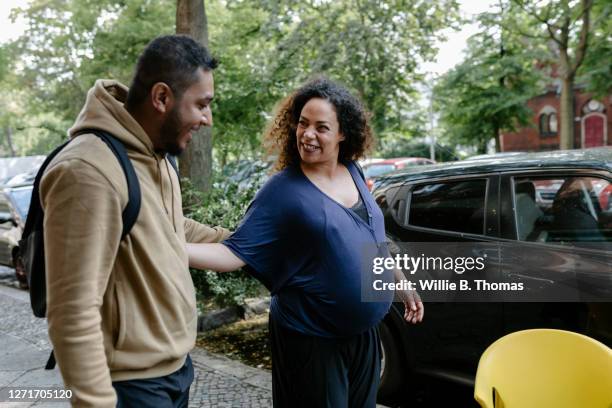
0, 268, 272, 407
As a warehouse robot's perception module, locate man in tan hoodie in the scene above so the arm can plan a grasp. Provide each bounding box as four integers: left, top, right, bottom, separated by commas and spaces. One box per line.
41, 35, 229, 407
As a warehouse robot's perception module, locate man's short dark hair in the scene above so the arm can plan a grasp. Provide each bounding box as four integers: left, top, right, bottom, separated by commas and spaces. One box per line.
126, 35, 218, 108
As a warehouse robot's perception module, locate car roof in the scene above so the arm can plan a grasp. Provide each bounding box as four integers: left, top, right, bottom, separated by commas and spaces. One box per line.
467, 151, 525, 161
377, 147, 612, 186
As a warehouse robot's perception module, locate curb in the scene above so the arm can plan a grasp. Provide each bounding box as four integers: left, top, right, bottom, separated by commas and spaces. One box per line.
197, 297, 271, 332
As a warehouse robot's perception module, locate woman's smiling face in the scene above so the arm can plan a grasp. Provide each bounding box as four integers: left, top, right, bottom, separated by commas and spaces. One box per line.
296, 97, 344, 167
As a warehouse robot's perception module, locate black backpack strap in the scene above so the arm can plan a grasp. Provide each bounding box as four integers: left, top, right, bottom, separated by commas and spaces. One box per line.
21, 140, 73, 321
81, 130, 141, 239
45, 350, 56, 370
22, 140, 72, 238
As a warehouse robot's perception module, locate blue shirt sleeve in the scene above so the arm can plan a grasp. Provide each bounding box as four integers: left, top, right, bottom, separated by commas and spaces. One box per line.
222, 173, 294, 291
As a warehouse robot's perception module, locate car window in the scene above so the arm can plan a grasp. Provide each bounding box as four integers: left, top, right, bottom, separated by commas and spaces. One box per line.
408, 179, 487, 235
364, 164, 396, 178
513, 176, 612, 243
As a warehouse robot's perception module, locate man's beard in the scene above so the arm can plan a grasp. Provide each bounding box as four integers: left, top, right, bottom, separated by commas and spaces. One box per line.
159, 107, 185, 156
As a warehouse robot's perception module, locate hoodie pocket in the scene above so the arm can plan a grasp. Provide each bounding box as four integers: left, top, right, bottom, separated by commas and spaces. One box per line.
113, 281, 127, 350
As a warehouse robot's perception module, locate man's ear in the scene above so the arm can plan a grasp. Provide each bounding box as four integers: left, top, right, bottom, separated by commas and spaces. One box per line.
150, 82, 174, 114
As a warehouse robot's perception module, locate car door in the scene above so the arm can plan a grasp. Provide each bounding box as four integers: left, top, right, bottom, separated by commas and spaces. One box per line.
385, 174, 504, 378
499, 169, 612, 346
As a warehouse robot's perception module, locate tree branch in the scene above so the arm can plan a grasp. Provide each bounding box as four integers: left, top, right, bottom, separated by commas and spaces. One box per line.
510, 0, 561, 43
545, 22, 562, 46
498, 20, 548, 41
514, 0, 560, 30
539, 1, 564, 31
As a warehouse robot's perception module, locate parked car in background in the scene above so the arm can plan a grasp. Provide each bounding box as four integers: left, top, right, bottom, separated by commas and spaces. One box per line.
0, 182, 33, 289
0, 156, 45, 185
363, 157, 435, 190
372, 147, 612, 406
5, 168, 37, 186
358, 157, 384, 168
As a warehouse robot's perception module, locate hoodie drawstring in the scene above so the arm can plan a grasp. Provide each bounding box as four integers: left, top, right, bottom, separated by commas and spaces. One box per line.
164, 157, 177, 231
156, 156, 177, 233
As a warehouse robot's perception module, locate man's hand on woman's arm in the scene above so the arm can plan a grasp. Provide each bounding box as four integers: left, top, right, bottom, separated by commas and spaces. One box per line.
187, 243, 246, 272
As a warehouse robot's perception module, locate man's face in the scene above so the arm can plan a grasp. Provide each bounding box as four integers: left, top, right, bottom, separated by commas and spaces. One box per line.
159, 68, 214, 155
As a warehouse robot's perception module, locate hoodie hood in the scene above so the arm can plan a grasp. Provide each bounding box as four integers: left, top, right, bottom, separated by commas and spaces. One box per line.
69, 79, 154, 155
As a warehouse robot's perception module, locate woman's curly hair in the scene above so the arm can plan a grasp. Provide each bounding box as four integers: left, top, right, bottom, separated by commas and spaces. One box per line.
264, 77, 374, 171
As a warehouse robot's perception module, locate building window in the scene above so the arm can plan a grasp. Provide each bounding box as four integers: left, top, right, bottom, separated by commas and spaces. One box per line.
539, 109, 558, 137
549, 113, 558, 133
539, 114, 550, 135
583, 99, 604, 114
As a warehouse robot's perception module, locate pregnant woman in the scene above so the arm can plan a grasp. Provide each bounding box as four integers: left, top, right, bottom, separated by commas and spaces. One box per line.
188, 77, 423, 407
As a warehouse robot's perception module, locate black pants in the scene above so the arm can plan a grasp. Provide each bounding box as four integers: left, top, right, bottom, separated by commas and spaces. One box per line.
269, 317, 381, 408
112, 354, 194, 408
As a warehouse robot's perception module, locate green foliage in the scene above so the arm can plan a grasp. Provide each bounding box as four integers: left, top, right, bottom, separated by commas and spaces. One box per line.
10, 0, 175, 122
578, 1, 612, 97
199, 270, 263, 309
205, 0, 461, 161
3, 0, 463, 161
206, 1, 276, 165
0, 0, 174, 156
12, 114, 72, 155
434, 5, 541, 152
0, 45, 9, 82
246, 0, 461, 134
0, 41, 71, 156
78, 1, 176, 88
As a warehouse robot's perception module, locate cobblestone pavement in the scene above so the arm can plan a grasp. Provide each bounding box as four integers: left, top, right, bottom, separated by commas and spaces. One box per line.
0, 267, 272, 407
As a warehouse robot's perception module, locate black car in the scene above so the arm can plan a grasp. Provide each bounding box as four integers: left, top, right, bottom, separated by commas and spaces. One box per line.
0, 183, 33, 288
372, 148, 612, 405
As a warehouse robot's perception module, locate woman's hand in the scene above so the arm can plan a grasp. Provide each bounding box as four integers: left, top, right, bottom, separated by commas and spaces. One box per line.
392, 267, 424, 323
398, 289, 424, 324
187, 243, 246, 272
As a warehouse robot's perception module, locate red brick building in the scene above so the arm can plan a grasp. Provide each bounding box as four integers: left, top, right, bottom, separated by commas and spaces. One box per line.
501, 89, 611, 151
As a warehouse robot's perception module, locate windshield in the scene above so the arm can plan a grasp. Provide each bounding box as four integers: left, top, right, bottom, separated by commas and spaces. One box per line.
364, 164, 395, 178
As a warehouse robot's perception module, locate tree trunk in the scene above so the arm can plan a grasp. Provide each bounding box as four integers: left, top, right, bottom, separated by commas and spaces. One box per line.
545, 0, 591, 150
5, 126, 16, 156
478, 139, 488, 155
176, 0, 213, 192
494, 123, 501, 153
559, 76, 574, 149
